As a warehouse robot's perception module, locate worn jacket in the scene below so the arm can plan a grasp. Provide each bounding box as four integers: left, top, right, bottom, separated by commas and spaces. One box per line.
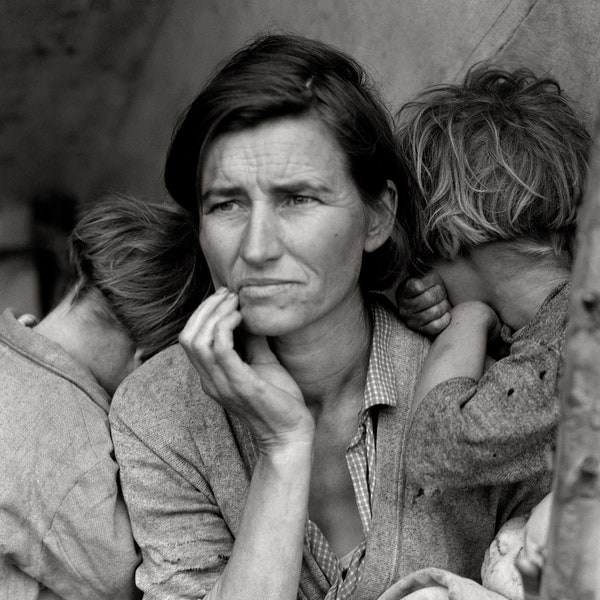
405, 282, 569, 488
0, 309, 140, 600
110, 302, 549, 600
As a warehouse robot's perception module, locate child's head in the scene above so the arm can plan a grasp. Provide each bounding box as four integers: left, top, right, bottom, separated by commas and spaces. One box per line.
68, 194, 205, 360
396, 65, 591, 271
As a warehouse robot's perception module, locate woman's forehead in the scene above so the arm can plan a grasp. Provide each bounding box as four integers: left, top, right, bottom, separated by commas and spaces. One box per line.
200, 115, 350, 193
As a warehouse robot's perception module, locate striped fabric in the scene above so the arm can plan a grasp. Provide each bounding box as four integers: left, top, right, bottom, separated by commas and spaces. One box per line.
305, 301, 397, 599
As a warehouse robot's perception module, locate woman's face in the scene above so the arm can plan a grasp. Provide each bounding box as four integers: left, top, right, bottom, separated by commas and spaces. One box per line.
198, 115, 390, 337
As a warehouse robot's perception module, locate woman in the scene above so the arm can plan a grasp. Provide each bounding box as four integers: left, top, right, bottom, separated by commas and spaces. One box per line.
109, 35, 548, 600
0, 194, 201, 600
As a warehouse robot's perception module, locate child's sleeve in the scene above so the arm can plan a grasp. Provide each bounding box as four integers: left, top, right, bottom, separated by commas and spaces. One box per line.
405, 335, 561, 488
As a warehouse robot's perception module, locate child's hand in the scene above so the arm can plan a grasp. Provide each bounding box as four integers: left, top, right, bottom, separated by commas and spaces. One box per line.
481, 516, 527, 600
396, 272, 451, 337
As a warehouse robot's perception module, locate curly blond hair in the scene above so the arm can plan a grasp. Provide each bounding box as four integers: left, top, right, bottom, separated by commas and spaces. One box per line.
396, 66, 591, 269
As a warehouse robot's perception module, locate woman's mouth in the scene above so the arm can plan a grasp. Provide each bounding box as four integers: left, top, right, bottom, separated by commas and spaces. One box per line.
238, 281, 299, 299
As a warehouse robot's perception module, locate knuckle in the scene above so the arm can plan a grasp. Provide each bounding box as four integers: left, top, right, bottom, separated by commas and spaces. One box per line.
407, 278, 424, 294
396, 303, 409, 317
420, 272, 435, 287
439, 299, 451, 311
427, 300, 451, 320
411, 312, 429, 326
429, 314, 451, 333
420, 288, 437, 306
432, 287, 445, 304
212, 338, 232, 359
178, 329, 192, 347
200, 380, 218, 399
433, 284, 447, 302
189, 335, 207, 354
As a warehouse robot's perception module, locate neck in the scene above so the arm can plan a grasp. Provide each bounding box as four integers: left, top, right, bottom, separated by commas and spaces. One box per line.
470, 243, 570, 331
34, 291, 136, 396
269, 288, 372, 415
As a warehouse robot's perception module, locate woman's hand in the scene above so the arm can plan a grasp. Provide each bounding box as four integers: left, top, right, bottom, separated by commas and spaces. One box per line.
179, 287, 314, 449
396, 272, 451, 337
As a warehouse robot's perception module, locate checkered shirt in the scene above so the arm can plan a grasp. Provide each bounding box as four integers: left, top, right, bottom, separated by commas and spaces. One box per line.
305, 300, 397, 600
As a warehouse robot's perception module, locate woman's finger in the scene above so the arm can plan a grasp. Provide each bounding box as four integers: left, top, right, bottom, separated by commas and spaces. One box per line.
180, 292, 241, 400
193, 292, 239, 348
244, 334, 279, 365
180, 292, 238, 355
179, 286, 231, 342
212, 309, 243, 358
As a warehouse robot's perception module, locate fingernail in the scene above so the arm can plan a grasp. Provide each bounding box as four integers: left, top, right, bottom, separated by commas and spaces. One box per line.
215, 286, 228, 294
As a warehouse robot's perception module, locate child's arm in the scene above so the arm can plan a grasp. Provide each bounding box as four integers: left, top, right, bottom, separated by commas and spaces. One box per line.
406, 305, 561, 489
413, 301, 499, 409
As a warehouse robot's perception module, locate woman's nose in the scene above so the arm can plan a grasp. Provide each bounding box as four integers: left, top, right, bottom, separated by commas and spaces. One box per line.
239, 205, 282, 265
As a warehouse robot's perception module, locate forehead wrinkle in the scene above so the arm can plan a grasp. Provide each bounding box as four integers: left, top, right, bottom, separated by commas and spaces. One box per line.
202, 117, 351, 197
210, 147, 339, 196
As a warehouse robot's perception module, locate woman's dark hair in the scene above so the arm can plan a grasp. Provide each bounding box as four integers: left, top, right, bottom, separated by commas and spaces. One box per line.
69, 194, 207, 359
165, 33, 410, 290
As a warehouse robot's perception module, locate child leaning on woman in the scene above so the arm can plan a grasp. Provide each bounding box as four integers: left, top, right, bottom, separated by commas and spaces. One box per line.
393, 65, 591, 599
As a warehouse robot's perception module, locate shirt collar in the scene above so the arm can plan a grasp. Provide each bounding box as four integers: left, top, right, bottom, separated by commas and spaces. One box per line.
362, 295, 397, 412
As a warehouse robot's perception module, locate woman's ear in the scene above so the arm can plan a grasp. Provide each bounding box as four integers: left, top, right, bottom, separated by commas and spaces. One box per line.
364, 180, 398, 253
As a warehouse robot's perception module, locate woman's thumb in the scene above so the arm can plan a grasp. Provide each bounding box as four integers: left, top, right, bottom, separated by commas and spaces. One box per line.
244, 334, 277, 365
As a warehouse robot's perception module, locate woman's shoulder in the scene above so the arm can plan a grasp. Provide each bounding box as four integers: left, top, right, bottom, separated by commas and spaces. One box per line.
110, 343, 223, 431
371, 293, 431, 361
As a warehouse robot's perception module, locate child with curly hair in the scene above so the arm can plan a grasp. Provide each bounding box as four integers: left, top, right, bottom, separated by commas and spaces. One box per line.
395, 65, 590, 490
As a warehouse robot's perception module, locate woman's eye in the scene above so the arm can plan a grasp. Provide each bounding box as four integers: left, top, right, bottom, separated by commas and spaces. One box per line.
288, 195, 318, 207
209, 200, 238, 213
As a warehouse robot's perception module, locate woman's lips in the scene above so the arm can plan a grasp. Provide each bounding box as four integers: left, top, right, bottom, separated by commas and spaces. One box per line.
238, 281, 299, 299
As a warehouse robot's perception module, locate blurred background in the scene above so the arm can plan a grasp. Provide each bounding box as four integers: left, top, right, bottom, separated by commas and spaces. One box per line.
1, 0, 599, 317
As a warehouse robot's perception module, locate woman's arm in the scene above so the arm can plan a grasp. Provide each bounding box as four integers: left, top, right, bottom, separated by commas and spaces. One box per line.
208, 441, 312, 600
178, 288, 315, 600
111, 370, 313, 600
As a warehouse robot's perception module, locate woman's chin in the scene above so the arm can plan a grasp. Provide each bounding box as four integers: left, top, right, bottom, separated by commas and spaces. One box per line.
240, 306, 302, 338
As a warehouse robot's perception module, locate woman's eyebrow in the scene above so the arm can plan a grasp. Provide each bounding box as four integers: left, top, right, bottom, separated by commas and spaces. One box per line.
271, 181, 333, 195
201, 186, 246, 201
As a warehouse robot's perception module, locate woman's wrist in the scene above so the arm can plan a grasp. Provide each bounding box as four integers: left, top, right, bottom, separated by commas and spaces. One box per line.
256, 426, 315, 462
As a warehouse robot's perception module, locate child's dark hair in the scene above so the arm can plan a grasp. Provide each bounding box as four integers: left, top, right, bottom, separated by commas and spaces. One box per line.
69, 194, 206, 359
396, 65, 591, 268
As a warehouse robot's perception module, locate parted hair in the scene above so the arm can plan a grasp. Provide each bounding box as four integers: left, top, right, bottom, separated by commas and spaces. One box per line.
164, 33, 411, 290
396, 65, 591, 268
69, 194, 206, 359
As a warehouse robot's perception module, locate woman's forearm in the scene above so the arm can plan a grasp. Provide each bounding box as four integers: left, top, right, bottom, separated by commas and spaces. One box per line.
207, 440, 313, 600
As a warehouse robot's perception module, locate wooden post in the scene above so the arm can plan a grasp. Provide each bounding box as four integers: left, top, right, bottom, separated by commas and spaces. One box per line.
540, 123, 600, 599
